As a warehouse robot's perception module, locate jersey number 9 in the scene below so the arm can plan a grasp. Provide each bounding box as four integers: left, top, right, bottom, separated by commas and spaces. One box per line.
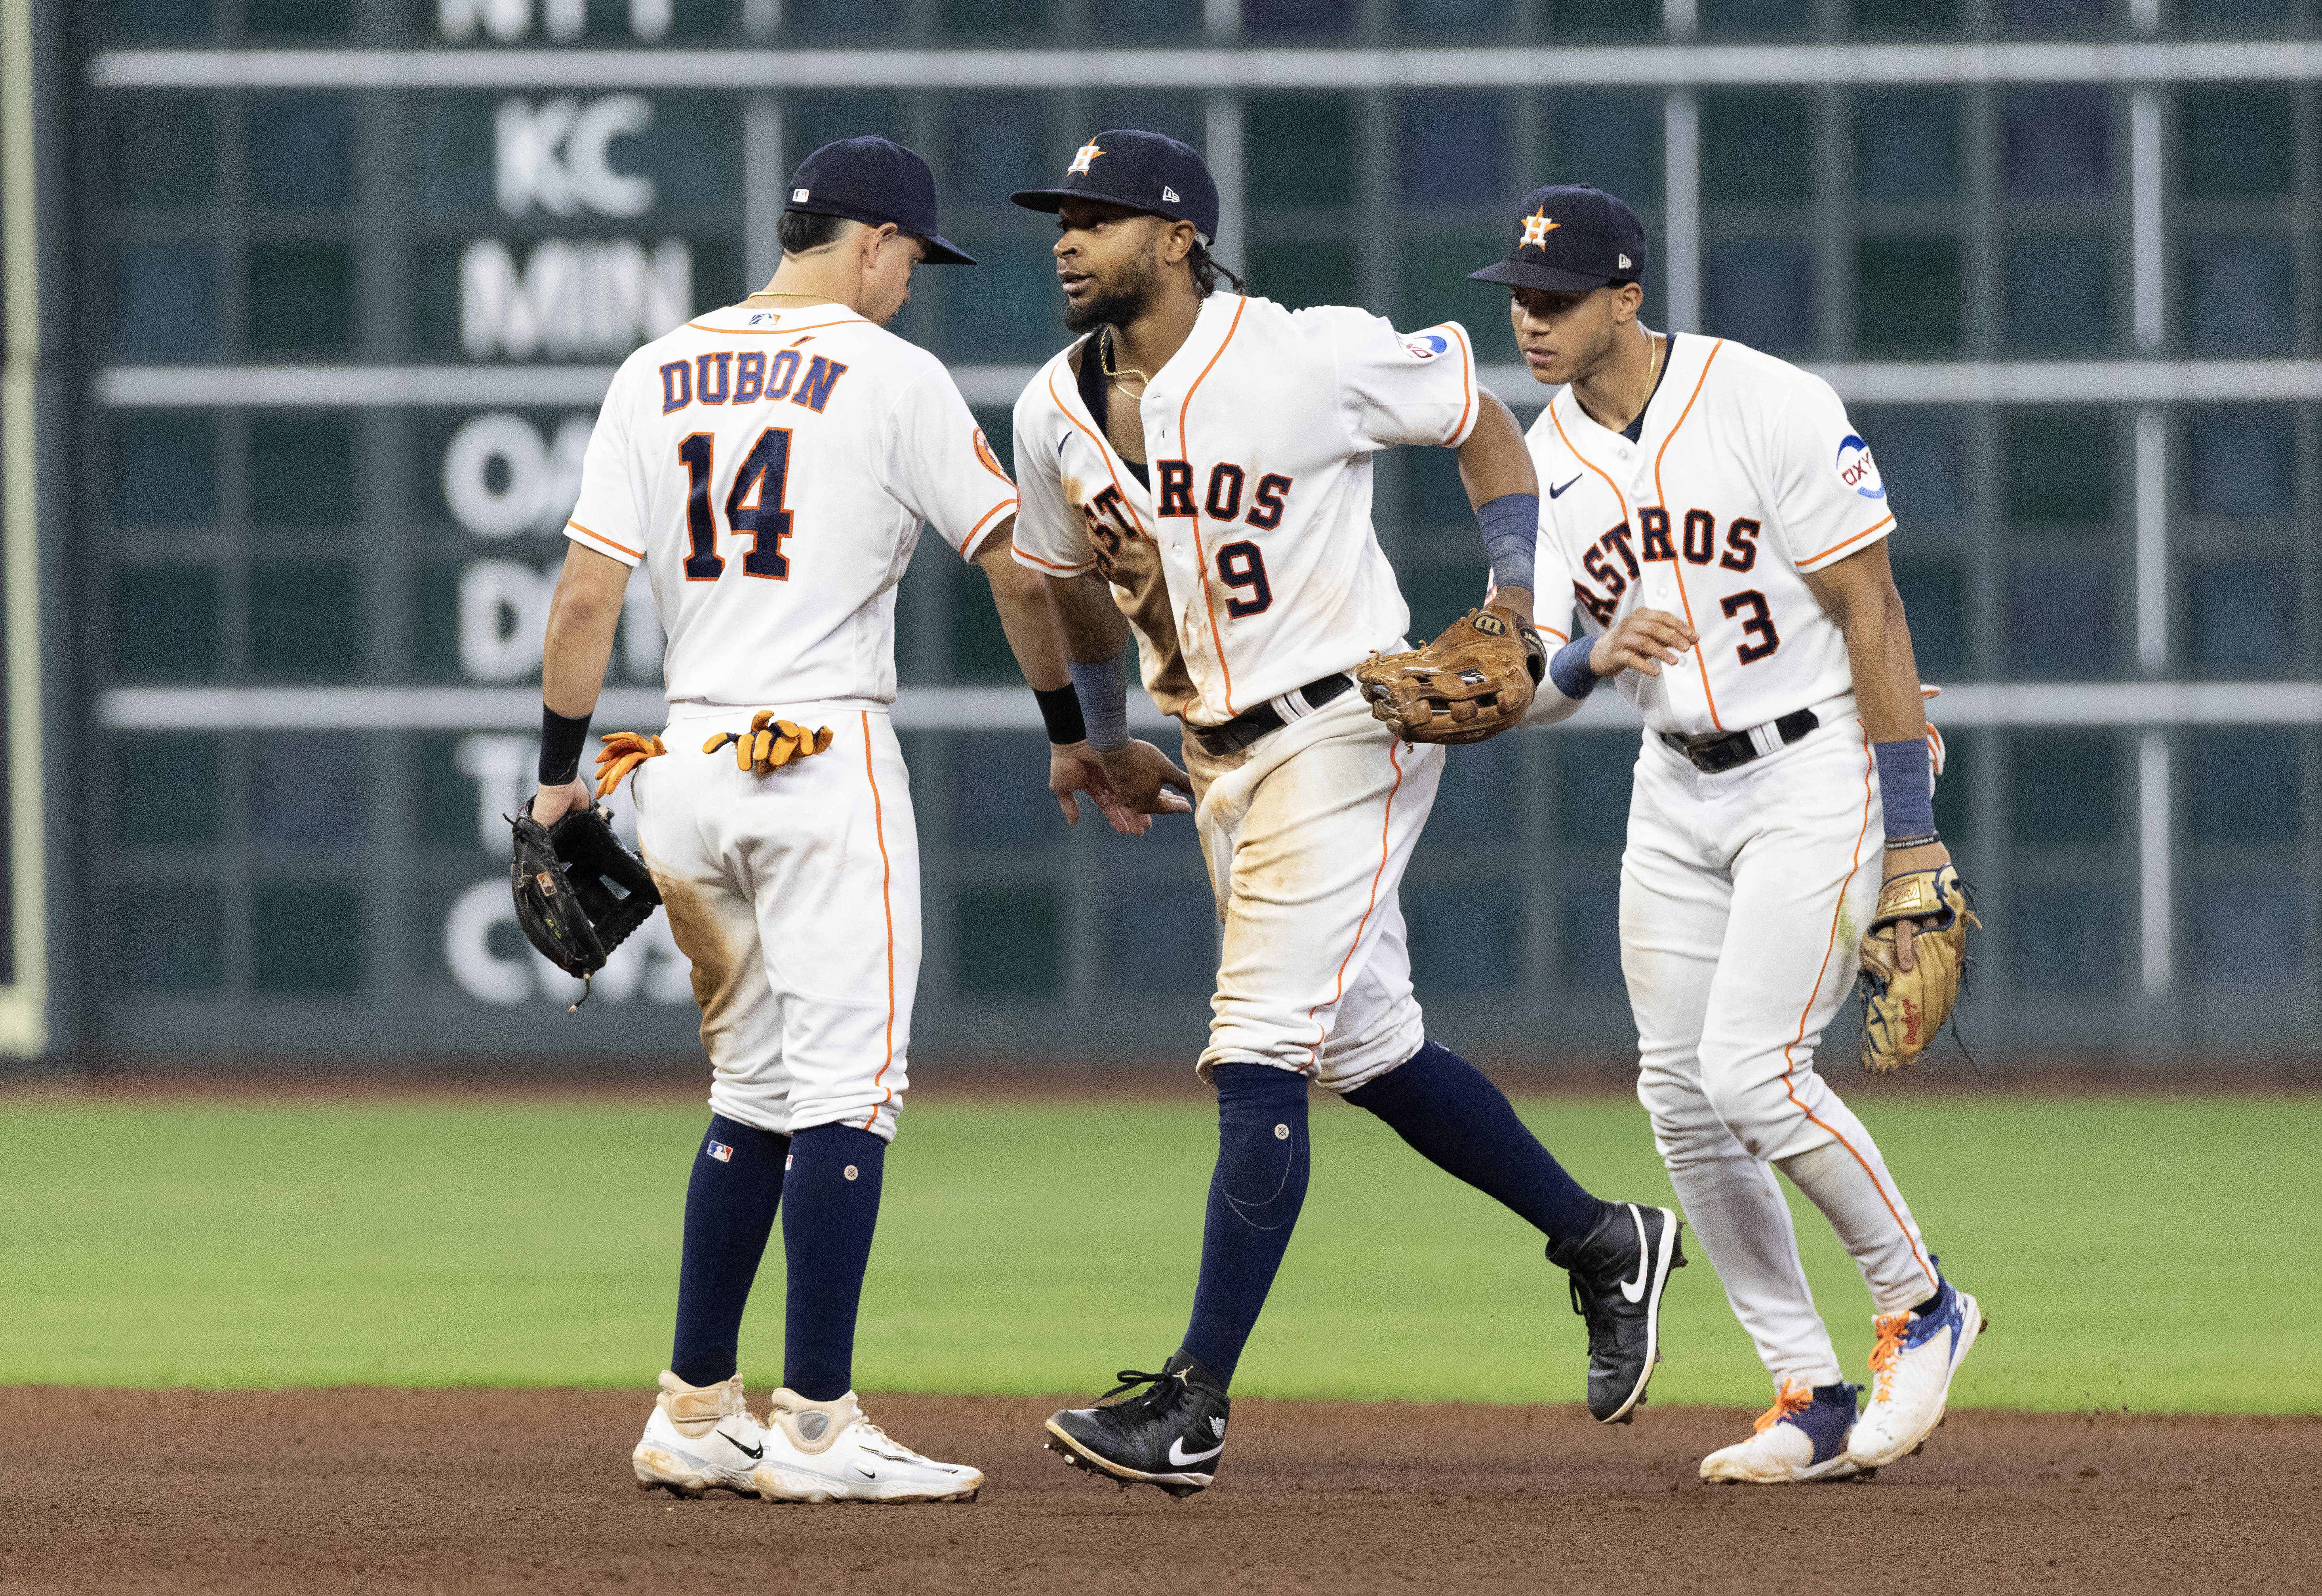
680, 428, 796, 583
1215, 539, 1272, 617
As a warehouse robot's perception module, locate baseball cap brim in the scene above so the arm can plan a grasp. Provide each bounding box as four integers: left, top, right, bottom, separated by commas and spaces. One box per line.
913, 232, 975, 267
785, 199, 976, 266
1009, 186, 1208, 240
1468, 259, 1629, 292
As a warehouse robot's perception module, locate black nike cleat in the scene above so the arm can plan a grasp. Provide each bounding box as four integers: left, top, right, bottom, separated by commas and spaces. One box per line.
1044, 1351, 1231, 1498
1548, 1200, 1686, 1424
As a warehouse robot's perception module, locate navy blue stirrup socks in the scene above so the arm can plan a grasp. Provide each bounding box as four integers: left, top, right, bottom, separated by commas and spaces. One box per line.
1343, 1041, 1604, 1245
1181, 1064, 1312, 1385
670, 1114, 789, 1389
780, 1123, 889, 1402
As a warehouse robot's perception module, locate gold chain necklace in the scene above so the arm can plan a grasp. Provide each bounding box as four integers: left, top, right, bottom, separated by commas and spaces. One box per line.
1100, 327, 1151, 389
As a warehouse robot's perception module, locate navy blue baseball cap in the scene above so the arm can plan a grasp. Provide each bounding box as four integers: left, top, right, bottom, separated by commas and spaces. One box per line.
1469, 184, 1647, 293
1009, 130, 1220, 243
784, 136, 975, 266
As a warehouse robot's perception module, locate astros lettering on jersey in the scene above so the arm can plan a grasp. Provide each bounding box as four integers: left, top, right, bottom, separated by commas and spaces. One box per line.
1010, 291, 1479, 724
1530, 335, 1893, 735
567, 301, 1019, 708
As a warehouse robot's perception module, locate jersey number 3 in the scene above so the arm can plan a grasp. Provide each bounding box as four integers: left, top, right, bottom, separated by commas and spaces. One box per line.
680, 429, 794, 582
1720, 589, 1780, 663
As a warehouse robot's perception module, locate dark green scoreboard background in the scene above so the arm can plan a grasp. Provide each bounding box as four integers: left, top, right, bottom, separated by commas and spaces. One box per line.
45, 0, 2322, 1065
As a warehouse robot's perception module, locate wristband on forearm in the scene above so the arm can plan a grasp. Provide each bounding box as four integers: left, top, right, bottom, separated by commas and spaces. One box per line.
1476, 492, 1538, 598
1872, 737, 1935, 840
1067, 651, 1130, 752
1547, 635, 1599, 701
1034, 683, 1088, 747
539, 705, 592, 787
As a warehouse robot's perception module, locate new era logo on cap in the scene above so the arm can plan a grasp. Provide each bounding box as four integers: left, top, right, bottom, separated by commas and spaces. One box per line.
1163, 185, 1180, 202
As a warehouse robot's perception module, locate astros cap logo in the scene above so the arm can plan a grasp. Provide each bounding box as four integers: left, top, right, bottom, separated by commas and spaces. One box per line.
1069, 141, 1105, 175
1519, 207, 1559, 249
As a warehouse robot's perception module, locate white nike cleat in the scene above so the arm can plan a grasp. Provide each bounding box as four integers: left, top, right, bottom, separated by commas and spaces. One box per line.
749, 1389, 983, 1504
1846, 1274, 1985, 1470
632, 1370, 773, 1497
1700, 1380, 1863, 1484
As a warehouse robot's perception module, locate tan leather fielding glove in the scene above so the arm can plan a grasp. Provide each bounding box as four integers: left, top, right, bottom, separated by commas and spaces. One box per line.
703, 710, 834, 775
1858, 863, 1980, 1075
1354, 606, 1546, 746
592, 732, 667, 798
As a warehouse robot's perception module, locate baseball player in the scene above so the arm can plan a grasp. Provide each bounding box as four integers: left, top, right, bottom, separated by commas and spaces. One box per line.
1008, 132, 1687, 1497
529, 137, 1162, 1503
1475, 185, 1984, 1483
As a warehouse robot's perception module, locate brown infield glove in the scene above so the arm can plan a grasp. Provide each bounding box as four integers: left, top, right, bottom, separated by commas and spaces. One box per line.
1354, 605, 1547, 746
704, 710, 834, 774
1858, 862, 1981, 1075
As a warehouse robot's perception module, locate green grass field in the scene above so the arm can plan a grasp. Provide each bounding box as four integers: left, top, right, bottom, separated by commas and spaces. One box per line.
3, 1090, 2314, 1412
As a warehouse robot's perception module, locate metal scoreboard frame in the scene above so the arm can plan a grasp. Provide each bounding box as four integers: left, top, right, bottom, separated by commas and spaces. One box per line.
19, 1, 2322, 1065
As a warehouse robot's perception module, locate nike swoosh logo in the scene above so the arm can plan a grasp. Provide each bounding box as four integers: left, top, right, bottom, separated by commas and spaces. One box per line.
1548, 475, 1581, 499
856, 1467, 877, 1479
716, 1428, 764, 1459
1167, 1437, 1225, 1466
1618, 1207, 1652, 1303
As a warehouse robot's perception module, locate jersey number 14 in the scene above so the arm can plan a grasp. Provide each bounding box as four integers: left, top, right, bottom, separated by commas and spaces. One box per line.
679, 429, 793, 581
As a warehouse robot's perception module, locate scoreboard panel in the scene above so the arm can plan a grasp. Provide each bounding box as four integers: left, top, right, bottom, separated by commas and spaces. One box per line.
51, 0, 2322, 1063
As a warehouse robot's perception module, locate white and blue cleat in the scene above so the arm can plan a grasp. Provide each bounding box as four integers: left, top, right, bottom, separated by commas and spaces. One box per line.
1701, 1380, 1867, 1484
1847, 1270, 1984, 1471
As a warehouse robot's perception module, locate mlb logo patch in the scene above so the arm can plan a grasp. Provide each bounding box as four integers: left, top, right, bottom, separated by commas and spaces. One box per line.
791, 187, 810, 202
707, 1141, 733, 1163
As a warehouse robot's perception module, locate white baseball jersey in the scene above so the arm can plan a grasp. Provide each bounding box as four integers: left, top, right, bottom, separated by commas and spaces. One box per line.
567, 301, 1019, 708
1528, 335, 1894, 737
1011, 291, 1480, 727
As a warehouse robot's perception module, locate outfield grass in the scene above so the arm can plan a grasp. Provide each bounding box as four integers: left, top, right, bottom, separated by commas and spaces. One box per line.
2, 1090, 2314, 1412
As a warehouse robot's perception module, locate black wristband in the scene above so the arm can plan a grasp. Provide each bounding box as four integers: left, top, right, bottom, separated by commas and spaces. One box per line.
539, 705, 592, 787
1034, 683, 1088, 747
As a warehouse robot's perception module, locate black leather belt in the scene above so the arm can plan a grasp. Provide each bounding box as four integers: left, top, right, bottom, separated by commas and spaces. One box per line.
1192, 673, 1354, 757
1661, 708, 1821, 775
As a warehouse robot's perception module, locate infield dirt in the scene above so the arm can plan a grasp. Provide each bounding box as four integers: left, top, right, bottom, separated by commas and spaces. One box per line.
2, 1389, 2312, 1594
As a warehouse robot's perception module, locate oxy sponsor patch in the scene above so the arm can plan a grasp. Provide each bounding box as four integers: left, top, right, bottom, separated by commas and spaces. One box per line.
1835, 433, 1885, 500
1403, 332, 1450, 360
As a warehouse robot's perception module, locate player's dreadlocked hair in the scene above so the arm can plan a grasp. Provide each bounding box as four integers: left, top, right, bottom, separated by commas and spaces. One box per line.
1190, 240, 1245, 298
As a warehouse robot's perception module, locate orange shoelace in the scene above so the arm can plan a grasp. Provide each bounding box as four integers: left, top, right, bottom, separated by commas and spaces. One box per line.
1752, 1383, 1813, 1433
1867, 1312, 1911, 1403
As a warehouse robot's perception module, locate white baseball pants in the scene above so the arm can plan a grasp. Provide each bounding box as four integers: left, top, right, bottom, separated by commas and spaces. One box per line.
630, 704, 915, 1143
1621, 711, 1940, 1391
1184, 690, 1444, 1093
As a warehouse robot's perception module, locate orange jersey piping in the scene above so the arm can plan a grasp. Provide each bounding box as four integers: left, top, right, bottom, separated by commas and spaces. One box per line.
1798, 514, 1896, 569
1307, 740, 1406, 1067
1177, 296, 1248, 718
860, 711, 898, 1131
1648, 337, 1728, 731
566, 518, 642, 561
1777, 722, 1940, 1292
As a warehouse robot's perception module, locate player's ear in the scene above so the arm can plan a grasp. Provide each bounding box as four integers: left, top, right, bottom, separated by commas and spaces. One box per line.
1164, 218, 1198, 269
